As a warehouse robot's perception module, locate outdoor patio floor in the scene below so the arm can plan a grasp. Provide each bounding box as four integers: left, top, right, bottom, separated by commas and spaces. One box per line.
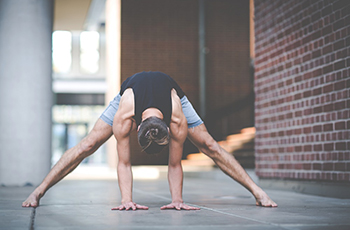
1, 167, 350, 230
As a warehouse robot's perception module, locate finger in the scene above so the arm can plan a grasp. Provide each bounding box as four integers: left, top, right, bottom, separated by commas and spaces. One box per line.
135, 204, 149, 210
184, 205, 200, 210
185, 204, 200, 210
160, 204, 174, 210
111, 205, 124, 210
175, 203, 199, 210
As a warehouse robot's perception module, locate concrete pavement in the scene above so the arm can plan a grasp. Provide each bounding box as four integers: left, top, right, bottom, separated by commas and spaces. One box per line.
1, 166, 350, 230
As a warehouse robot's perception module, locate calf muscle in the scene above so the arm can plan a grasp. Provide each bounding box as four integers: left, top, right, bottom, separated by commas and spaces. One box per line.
22, 119, 113, 208
187, 124, 277, 207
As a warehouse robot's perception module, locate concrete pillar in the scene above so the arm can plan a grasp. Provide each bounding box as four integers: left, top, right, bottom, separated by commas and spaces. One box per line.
105, 0, 121, 169
0, 0, 54, 186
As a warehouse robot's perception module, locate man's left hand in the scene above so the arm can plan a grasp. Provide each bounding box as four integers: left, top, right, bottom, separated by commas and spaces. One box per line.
111, 202, 149, 211
160, 202, 200, 211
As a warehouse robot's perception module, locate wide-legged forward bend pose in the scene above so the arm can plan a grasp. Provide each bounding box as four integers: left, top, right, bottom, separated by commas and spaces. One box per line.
23, 71, 277, 210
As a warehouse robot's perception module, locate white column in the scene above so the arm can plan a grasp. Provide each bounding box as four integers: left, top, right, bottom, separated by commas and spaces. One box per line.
105, 0, 121, 169
0, 0, 54, 185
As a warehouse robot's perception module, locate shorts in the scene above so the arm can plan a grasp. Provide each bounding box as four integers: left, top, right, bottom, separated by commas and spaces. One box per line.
100, 94, 203, 128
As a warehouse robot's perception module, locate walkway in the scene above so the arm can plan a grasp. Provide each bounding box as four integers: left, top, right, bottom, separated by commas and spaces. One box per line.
1, 166, 350, 230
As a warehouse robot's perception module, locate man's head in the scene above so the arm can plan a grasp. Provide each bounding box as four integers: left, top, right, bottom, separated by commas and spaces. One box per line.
137, 116, 169, 154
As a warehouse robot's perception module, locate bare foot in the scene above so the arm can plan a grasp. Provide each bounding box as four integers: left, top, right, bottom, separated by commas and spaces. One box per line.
255, 190, 278, 207
22, 192, 42, 208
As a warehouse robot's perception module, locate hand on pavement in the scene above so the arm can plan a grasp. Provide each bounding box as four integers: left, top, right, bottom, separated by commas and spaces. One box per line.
160, 202, 200, 211
111, 202, 149, 211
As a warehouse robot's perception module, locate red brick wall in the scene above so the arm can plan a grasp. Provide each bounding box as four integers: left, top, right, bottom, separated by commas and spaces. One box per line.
254, 0, 350, 182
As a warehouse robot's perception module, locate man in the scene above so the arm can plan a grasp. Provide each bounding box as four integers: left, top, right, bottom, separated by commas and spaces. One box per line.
22, 71, 277, 210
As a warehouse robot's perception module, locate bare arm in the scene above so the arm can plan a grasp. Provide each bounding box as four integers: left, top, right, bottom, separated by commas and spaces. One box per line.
111, 90, 148, 211
116, 132, 133, 204
161, 121, 199, 211
167, 134, 184, 203
161, 90, 200, 211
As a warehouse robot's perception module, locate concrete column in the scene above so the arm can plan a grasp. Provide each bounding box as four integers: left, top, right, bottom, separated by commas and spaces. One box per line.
0, 0, 54, 186
105, 0, 121, 169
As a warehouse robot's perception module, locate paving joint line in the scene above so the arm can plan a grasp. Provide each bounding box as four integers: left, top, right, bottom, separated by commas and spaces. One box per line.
29, 207, 36, 230
134, 188, 285, 228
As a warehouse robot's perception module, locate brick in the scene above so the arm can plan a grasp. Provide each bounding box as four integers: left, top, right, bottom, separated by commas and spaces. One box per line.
303, 54, 311, 62
333, 39, 345, 51
313, 106, 323, 114
334, 60, 346, 70
294, 163, 303, 170
323, 123, 333, 131
322, 43, 333, 53
305, 146, 313, 153
333, 19, 345, 31
336, 142, 347, 150
334, 80, 346, 90
303, 90, 312, 98
295, 145, 302, 152
335, 121, 346, 130
334, 162, 346, 171
313, 87, 322, 96
312, 49, 322, 58
323, 103, 334, 112
323, 64, 334, 74
335, 101, 346, 110
303, 127, 312, 134
323, 83, 333, 93
295, 111, 302, 117
336, 49, 348, 60
323, 163, 334, 171
313, 163, 322, 170
324, 143, 334, 151
303, 163, 312, 170
313, 125, 322, 132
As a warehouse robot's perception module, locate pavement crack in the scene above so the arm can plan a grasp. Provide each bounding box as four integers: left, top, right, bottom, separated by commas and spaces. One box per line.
29, 208, 36, 230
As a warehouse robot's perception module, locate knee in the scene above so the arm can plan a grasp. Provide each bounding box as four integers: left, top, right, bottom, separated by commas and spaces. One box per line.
78, 137, 98, 158
198, 138, 221, 159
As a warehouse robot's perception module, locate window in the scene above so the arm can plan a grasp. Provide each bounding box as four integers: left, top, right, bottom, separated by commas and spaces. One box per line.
52, 31, 72, 73
80, 31, 100, 74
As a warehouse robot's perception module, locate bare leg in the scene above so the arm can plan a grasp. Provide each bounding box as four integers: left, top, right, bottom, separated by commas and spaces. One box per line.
22, 119, 113, 207
187, 124, 277, 207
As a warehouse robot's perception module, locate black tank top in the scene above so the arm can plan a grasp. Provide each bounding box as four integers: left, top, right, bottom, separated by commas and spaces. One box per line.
120, 71, 185, 126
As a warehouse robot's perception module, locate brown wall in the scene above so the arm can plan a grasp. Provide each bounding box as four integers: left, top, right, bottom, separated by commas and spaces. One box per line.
206, 0, 252, 139
121, 0, 252, 164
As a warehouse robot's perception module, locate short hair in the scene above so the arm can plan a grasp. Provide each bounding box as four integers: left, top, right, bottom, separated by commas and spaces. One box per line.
137, 116, 169, 154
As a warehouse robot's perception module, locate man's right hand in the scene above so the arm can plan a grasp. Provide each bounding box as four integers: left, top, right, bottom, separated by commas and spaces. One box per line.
111, 202, 149, 211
